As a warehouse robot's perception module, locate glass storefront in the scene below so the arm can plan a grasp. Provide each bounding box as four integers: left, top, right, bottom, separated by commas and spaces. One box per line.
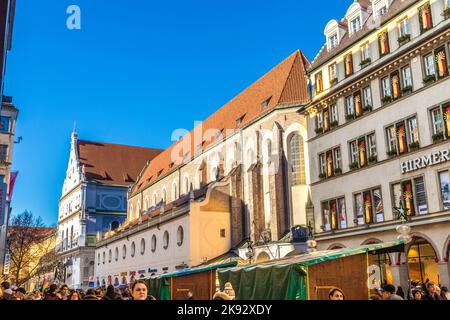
408, 237, 439, 285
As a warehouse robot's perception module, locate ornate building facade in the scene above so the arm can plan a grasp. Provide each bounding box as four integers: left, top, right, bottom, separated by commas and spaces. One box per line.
304, 0, 450, 290
56, 130, 162, 289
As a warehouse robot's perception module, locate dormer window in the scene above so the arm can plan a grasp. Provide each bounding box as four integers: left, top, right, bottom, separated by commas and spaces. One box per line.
373, 0, 390, 18
328, 33, 338, 50
236, 115, 245, 126
262, 97, 272, 110
350, 16, 361, 34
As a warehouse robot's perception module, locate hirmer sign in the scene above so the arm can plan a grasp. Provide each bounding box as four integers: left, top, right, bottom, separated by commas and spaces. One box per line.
401, 148, 450, 174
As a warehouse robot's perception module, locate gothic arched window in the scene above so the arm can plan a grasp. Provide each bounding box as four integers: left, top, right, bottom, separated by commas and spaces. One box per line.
289, 133, 306, 185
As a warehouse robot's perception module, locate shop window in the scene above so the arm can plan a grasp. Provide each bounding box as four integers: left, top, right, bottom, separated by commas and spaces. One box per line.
318, 146, 341, 179
439, 170, 450, 210
430, 103, 450, 142
354, 187, 384, 225
418, 2, 433, 33
391, 176, 428, 217
321, 197, 347, 231
349, 133, 377, 169
385, 116, 419, 156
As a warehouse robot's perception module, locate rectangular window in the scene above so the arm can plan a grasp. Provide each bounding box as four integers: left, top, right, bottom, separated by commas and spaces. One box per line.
315, 71, 323, 94
360, 42, 371, 63
363, 86, 373, 108
390, 71, 401, 99
354, 187, 384, 225
351, 17, 361, 34
418, 2, 433, 33
354, 91, 363, 117
385, 116, 419, 155
322, 197, 347, 231
330, 104, 338, 124
430, 103, 450, 139
329, 33, 338, 50
401, 66, 413, 88
0, 117, 11, 133
434, 46, 449, 79
316, 111, 324, 131
398, 18, 410, 37
344, 53, 354, 77
0, 145, 8, 162
323, 107, 330, 131
439, 170, 450, 210
391, 177, 428, 217
349, 133, 377, 169
345, 95, 355, 118
378, 30, 390, 56
329, 63, 338, 84
424, 53, 436, 77
318, 147, 341, 178
381, 76, 392, 98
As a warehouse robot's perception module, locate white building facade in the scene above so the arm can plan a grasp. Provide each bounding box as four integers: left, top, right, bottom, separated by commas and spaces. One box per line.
304, 0, 450, 291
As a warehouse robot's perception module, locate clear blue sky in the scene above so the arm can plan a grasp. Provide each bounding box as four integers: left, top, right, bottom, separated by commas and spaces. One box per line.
5, 0, 351, 226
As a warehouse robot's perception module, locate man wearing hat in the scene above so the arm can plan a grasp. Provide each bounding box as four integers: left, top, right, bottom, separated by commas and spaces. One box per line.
378, 284, 404, 300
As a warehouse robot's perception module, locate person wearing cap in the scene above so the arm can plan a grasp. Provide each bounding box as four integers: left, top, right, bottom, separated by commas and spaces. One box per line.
378, 284, 403, 300
422, 281, 441, 300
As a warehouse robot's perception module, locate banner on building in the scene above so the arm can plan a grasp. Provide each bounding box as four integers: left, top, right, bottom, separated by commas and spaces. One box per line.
0, 179, 7, 224
7, 171, 18, 201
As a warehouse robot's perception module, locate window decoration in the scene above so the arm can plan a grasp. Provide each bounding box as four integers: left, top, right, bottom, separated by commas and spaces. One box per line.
378, 31, 390, 56
345, 54, 354, 77
418, 2, 433, 32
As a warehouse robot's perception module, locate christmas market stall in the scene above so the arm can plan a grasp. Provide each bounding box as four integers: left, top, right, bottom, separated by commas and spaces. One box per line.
146, 261, 238, 300
217, 241, 405, 300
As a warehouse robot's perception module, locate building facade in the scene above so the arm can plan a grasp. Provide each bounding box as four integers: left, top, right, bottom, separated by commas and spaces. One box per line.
56, 130, 162, 289
0, 0, 15, 106
304, 0, 450, 290
0, 96, 18, 275
94, 51, 312, 286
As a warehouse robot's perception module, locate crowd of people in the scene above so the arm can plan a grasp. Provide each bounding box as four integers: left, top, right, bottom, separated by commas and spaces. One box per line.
0, 280, 156, 301
328, 281, 450, 300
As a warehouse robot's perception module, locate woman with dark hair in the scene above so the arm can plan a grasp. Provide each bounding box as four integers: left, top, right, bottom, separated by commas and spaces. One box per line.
396, 286, 405, 299
131, 280, 156, 301
328, 288, 345, 300
412, 289, 423, 300
69, 290, 81, 300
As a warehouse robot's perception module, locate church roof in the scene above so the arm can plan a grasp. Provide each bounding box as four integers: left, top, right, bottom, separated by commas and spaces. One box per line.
77, 140, 163, 186
130, 50, 310, 197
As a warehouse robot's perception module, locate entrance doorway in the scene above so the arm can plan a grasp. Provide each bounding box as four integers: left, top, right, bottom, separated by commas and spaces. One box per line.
407, 237, 439, 285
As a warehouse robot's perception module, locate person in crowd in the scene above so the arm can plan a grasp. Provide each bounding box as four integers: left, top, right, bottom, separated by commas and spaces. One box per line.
59, 284, 70, 300
95, 289, 103, 300
396, 286, 405, 299
14, 287, 27, 300
378, 284, 403, 300
83, 289, 99, 300
1, 281, 15, 300
69, 290, 81, 300
33, 290, 43, 300
131, 280, 155, 301
122, 287, 131, 300
441, 287, 450, 300
369, 294, 382, 300
43, 284, 61, 300
422, 281, 441, 300
114, 288, 124, 300
412, 289, 423, 300
103, 285, 120, 300
328, 287, 345, 300
213, 291, 233, 300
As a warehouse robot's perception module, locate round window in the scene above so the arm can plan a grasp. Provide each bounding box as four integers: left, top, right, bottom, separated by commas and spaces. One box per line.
140, 238, 145, 255
122, 244, 127, 260
163, 231, 169, 250
177, 226, 184, 247
131, 242, 136, 257
151, 235, 157, 253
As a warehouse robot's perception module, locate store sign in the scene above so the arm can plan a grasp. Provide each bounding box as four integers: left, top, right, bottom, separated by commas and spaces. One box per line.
3, 252, 10, 275
401, 148, 450, 174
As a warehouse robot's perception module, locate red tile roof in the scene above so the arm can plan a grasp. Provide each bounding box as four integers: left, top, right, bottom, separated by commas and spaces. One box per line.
309, 0, 420, 71
130, 50, 310, 197
77, 140, 163, 186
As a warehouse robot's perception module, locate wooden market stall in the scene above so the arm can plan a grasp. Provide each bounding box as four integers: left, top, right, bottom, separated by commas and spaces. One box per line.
146, 261, 238, 300
217, 241, 405, 300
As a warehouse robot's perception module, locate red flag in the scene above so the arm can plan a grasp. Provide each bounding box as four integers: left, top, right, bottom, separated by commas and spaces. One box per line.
8, 171, 18, 201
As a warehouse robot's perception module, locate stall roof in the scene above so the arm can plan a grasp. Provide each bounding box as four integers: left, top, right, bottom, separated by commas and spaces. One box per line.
149, 261, 238, 279
218, 241, 405, 274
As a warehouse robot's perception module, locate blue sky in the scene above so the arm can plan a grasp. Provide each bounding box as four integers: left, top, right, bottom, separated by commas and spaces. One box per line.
5, 0, 351, 226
